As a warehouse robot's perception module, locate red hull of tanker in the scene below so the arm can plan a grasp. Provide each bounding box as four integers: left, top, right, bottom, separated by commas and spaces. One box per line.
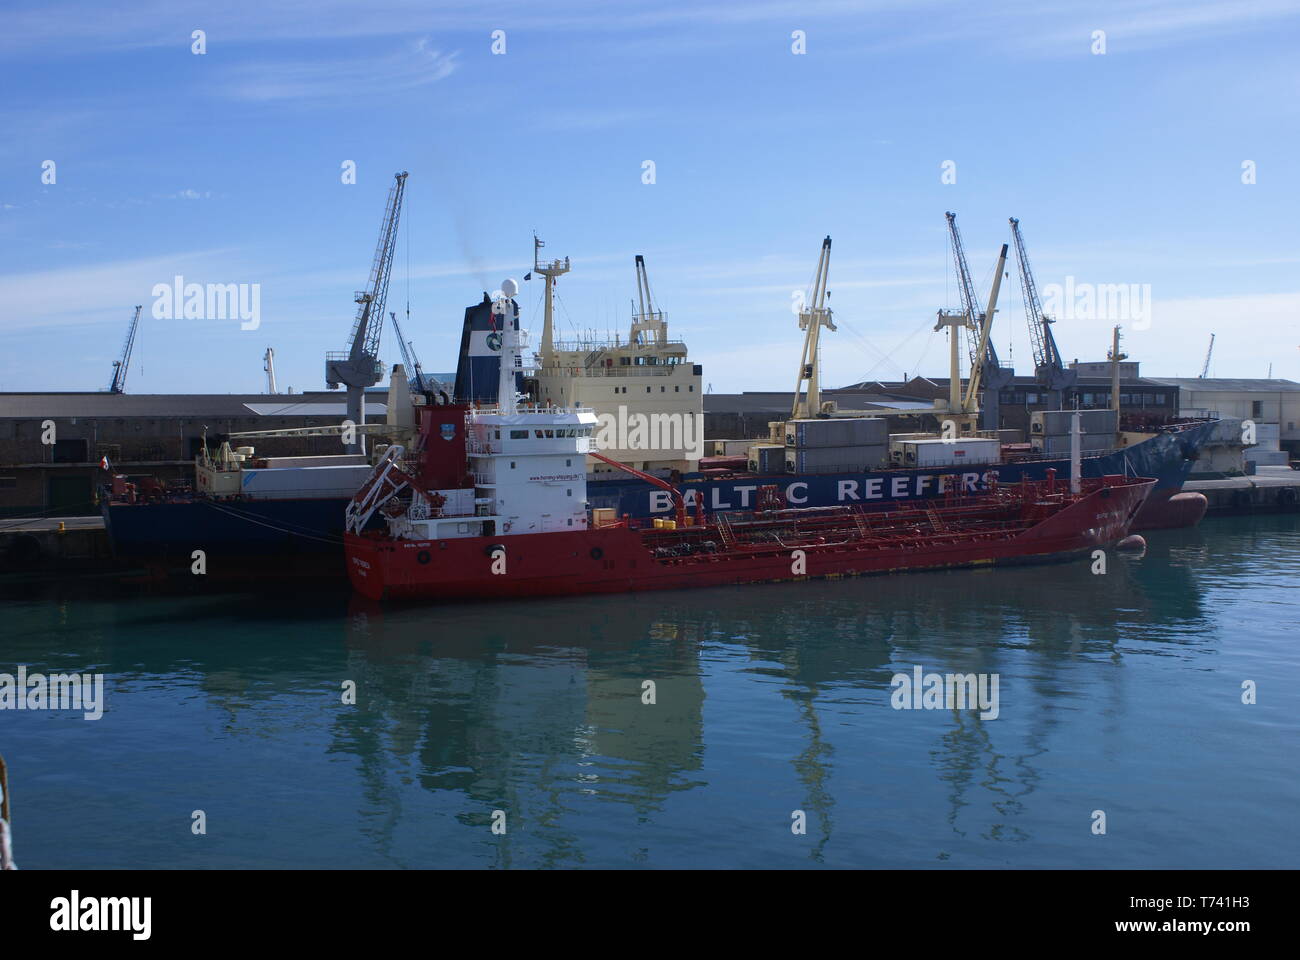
346, 479, 1154, 602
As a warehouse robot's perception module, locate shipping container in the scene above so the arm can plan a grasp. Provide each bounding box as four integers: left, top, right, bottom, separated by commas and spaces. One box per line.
238, 464, 374, 499
747, 444, 786, 474
708, 439, 755, 456
785, 417, 888, 448
1034, 434, 1113, 455
784, 444, 887, 473
1032, 409, 1118, 437
895, 438, 1001, 468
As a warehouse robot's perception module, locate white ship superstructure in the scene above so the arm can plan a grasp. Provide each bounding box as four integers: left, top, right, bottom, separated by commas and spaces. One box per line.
529, 240, 702, 477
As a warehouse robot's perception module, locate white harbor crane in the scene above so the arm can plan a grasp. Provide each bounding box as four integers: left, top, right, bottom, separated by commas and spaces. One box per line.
791, 236, 836, 420
629, 255, 668, 347
325, 171, 407, 454
108, 305, 143, 394
1010, 217, 1076, 410
263, 347, 278, 394
1200, 334, 1215, 378
961, 240, 1010, 420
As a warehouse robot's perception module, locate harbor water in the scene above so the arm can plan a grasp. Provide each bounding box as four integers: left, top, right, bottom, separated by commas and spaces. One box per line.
2, 514, 1296, 869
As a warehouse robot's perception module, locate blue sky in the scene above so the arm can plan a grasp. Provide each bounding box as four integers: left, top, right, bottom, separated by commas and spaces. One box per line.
2, 0, 1297, 395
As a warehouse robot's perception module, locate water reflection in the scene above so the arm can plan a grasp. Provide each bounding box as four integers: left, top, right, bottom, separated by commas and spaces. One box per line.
3, 517, 1294, 867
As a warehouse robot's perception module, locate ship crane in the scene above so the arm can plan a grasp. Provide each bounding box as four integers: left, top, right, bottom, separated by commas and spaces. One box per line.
630, 255, 668, 347
326, 171, 407, 454
589, 451, 688, 527
1010, 217, 1076, 410
264, 347, 278, 394
389, 310, 427, 393
936, 213, 1012, 431
962, 241, 1011, 421
108, 305, 143, 394
1199, 333, 1215, 378
791, 236, 836, 420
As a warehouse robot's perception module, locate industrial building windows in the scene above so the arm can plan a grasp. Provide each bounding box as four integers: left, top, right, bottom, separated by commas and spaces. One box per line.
1252, 401, 1264, 418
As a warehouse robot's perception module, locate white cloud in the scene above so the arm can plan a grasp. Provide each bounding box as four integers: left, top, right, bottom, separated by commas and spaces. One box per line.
221, 37, 458, 102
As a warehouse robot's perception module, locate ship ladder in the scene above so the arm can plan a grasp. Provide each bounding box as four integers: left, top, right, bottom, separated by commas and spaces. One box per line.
925, 507, 949, 534
714, 512, 737, 548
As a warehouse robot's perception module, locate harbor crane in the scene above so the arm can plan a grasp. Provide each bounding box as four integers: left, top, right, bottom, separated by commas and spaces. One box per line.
389, 310, 427, 393
1200, 334, 1215, 378
326, 171, 407, 454
791, 236, 836, 420
263, 347, 278, 394
108, 305, 143, 394
961, 241, 1011, 421
936, 213, 1012, 431
1009, 217, 1076, 410
630, 255, 668, 347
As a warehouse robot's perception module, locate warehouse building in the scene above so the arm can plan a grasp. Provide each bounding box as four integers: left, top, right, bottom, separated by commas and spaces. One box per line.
0, 391, 389, 517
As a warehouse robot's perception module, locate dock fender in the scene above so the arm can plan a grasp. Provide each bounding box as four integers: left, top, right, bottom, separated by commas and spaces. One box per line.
1278, 487, 1297, 508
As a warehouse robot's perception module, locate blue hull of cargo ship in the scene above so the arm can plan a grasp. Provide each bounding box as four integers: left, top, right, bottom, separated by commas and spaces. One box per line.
590, 423, 1207, 519
102, 422, 1214, 571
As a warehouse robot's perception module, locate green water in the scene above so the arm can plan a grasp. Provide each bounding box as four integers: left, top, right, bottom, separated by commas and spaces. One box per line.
1, 514, 1296, 868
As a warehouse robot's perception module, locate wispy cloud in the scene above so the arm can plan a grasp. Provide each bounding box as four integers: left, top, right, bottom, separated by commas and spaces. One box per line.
221, 37, 458, 102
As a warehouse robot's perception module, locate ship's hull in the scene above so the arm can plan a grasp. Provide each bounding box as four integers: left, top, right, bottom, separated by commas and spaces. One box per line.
345, 480, 1154, 602
103, 422, 1212, 577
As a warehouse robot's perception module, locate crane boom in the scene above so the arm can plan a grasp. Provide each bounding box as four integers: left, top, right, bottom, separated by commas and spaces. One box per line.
389, 311, 427, 392
1200, 333, 1215, 378
348, 171, 406, 360
1009, 217, 1075, 407
962, 244, 1010, 411
629, 255, 667, 346
944, 213, 987, 376
325, 171, 408, 454
109, 305, 143, 394
791, 236, 835, 420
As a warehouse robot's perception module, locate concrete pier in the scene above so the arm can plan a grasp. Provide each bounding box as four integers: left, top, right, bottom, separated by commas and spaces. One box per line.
1186, 466, 1300, 515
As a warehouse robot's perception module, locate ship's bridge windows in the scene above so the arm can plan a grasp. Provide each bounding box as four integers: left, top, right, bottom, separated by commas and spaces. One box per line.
534, 430, 544, 438
510, 429, 528, 439
545, 429, 554, 438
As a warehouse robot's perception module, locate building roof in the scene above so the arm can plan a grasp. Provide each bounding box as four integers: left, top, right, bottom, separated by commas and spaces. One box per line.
1146, 378, 1300, 393
703, 391, 934, 414
0, 391, 388, 419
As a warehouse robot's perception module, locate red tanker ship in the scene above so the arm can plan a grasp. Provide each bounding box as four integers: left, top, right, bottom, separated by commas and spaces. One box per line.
343, 288, 1155, 603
